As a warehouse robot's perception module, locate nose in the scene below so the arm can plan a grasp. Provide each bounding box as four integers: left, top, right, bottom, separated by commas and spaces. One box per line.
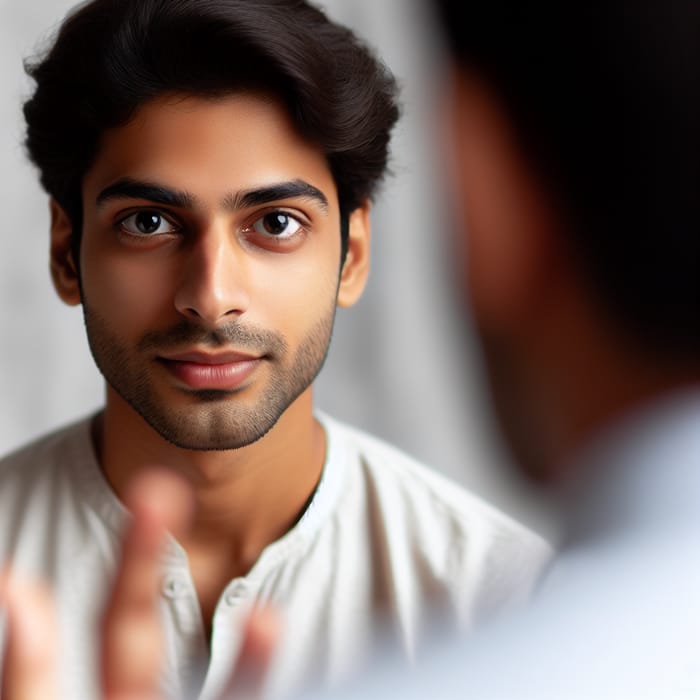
174, 225, 251, 325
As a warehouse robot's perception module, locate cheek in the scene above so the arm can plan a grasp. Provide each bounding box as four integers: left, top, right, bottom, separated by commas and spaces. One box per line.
451, 110, 533, 332
252, 251, 338, 330
80, 243, 175, 331
449, 125, 505, 323
444, 94, 499, 320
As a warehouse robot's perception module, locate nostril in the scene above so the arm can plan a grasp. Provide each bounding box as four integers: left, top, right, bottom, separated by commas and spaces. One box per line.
173, 265, 251, 321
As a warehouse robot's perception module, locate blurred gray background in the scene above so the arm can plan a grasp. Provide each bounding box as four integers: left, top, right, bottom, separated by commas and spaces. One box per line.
0, 0, 559, 541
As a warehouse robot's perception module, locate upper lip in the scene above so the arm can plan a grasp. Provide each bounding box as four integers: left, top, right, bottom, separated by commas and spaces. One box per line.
158, 350, 261, 364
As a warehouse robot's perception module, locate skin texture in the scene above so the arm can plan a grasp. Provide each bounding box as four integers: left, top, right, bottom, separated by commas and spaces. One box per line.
55, 92, 364, 452
49, 92, 371, 623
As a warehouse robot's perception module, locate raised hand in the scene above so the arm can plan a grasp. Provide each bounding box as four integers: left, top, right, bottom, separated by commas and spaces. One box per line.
1, 468, 280, 700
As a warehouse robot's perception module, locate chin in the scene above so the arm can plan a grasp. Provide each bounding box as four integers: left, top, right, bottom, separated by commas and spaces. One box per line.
128, 393, 286, 451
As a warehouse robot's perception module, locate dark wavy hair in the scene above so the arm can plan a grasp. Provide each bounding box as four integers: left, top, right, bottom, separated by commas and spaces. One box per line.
23, 0, 401, 261
433, 0, 700, 356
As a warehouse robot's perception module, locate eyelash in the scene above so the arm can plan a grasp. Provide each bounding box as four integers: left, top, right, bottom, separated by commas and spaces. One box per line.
117, 210, 179, 237
241, 210, 306, 242
114, 207, 309, 247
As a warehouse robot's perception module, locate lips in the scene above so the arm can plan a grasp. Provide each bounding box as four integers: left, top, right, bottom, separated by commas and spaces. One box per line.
158, 350, 262, 390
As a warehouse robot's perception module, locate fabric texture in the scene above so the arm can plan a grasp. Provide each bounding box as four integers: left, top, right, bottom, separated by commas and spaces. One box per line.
0, 410, 552, 699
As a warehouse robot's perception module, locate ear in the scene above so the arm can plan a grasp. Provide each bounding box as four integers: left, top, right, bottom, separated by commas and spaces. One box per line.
449, 70, 562, 332
49, 199, 81, 306
337, 201, 371, 308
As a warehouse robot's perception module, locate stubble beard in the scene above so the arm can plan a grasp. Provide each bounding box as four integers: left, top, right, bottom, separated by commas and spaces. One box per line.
81, 302, 336, 451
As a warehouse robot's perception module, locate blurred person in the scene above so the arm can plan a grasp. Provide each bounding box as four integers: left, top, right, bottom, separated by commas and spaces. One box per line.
0, 1, 552, 698
309, 1, 700, 697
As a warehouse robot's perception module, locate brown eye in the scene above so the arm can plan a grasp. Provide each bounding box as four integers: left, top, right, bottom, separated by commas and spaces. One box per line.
120, 211, 177, 235
251, 211, 302, 238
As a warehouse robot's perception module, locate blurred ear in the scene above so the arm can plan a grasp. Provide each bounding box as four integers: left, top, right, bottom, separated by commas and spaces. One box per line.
337, 201, 371, 308
449, 70, 561, 332
49, 199, 81, 306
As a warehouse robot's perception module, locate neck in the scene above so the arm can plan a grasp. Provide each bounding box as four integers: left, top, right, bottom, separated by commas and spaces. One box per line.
95, 386, 325, 583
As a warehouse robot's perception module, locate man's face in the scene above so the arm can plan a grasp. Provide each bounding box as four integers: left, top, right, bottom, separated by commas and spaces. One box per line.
74, 93, 346, 450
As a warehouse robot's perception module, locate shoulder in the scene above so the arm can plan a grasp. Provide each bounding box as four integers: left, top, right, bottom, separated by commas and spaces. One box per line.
1, 416, 92, 467
318, 412, 553, 605
0, 416, 96, 492
0, 416, 103, 568
321, 412, 548, 543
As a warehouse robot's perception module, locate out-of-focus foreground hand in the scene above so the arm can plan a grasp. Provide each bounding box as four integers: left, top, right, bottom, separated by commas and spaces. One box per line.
0, 571, 59, 700
0, 468, 281, 700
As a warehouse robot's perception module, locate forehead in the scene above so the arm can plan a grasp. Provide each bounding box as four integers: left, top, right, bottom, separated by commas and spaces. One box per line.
82, 92, 337, 208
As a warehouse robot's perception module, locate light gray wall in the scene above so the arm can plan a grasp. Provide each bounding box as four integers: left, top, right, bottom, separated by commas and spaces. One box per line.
1, 0, 105, 454
0, 0, 560, 542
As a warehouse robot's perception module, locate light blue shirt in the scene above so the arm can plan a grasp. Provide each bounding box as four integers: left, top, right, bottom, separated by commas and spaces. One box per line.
314, 388, 700, 700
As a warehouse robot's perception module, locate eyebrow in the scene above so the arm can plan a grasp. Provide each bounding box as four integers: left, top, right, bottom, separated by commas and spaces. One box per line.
224, 179, 329, 212
96, 177, 329, 213
96, 178, 196, 209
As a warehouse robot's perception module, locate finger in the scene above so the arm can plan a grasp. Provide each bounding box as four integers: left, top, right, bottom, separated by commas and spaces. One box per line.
221, 604, 282, 700
0, 570, 60, 700
101, 467, 193, 700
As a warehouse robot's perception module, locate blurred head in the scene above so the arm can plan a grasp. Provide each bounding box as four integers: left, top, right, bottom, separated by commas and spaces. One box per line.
433, 1, 700, 479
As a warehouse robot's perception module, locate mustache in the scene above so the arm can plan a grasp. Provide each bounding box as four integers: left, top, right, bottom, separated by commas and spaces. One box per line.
137, 319, 288, 357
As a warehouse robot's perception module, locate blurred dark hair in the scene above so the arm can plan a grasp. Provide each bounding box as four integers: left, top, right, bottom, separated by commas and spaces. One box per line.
433, 1, 700, 356
23, 0, 401, 261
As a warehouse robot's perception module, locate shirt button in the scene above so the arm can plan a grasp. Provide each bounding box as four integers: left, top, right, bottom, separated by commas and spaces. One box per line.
224, 581, 250, 607
161, 576, 187, 599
